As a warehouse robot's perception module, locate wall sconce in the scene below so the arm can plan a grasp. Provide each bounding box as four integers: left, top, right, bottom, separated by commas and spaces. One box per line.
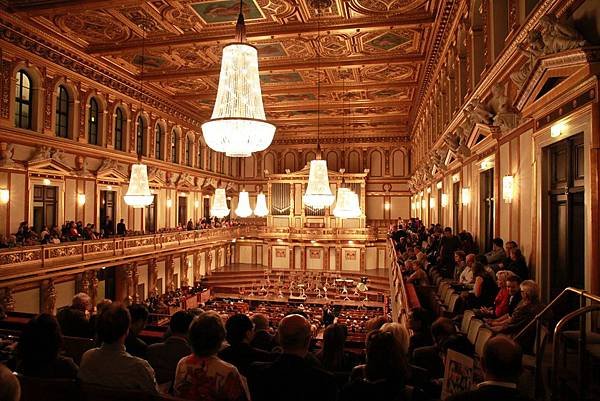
441, 194, 449, 207
43, 178, 51, 186
384, 202, 391, 210
421, 199, 427, 209
194, 200, 200, 208
426, 187, 431, 194
461, 187, 470, 205
429, 198, 435, 208
502, 175, 514, 203
0, 188, 9, 204
480, 159, 493, 170
452, 174, 460, 183
166, 198, 173, 208
419, 191, 423, 197
551, 122, 566, 138
106, 185, 113, 191
436, 181, 442, 189
77, 193, 86, 206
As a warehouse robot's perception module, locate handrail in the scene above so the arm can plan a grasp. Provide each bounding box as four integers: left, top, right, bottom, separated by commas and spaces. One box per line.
514, 286, 600, 340
551, 304, 600, 401
387, 239, 410, 324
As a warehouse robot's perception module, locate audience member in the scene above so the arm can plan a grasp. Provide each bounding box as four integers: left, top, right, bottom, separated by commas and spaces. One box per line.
117, 219, 126, 236
248, 314, 336, 401
0, 364, 20, 401
174, 311, 250, 401
250, 313, 276, 352
475, 270, 512, 319
315, 323, 355, 372
125, 304, 149, 359
219, 313, 273, 377
412, 317, 457, 379
464, 262, 497, 309
485, 238, 506, 265
78, 303, 157, 392
407, 308, 433, 355
147, 310, 194, 386
447, 336, 531, 401
15, 314, 78, 379
56, 292, 93, 338
507, 248, 529, 280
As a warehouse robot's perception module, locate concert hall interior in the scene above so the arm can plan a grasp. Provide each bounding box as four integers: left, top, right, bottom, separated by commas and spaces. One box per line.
0, 0, 599, 400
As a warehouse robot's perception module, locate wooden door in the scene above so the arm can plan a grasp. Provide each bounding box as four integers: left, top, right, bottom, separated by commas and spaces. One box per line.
145, 195, 157, 233
479, 168, 494, 252
453, 181, 460, 231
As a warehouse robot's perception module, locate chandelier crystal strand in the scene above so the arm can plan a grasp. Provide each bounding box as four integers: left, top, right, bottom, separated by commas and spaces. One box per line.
201, 1, 275, 157
235, 190, 253, 217
210, 188, 230, 218
303, 9, 335, 210
254, 192, 269, 216
125, 18, 153, 208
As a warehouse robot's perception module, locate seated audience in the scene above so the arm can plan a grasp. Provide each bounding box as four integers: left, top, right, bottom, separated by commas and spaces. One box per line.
485, 238, 506, 265
56, 292, 93, 338
447, 336, 531, 401
412, 317, 457, 379
315, 323, 355, 372
125, 304, 149, 359
147, 310, 194, 386
381, 322, 410, 355
507, 248, 529, 280
250, 313, 276, 352
174, 311, 250, 401
453, 251, 466, 281
0, 364, 20, 401
343, 330, 409, 401
459, 254, 476, 285
219, 313, 273, 377
407, 308, 433, 355
247, 314, 336, 401
475, 270, 512, 319
407, 260, 429, 285
464, 262, 497, 309
15, 313, 78, 379
78, 303, 157, 392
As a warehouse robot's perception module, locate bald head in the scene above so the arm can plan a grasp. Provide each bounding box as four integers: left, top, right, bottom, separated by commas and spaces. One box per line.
482, 335, 523, 382
278, 314, 311, 355
0, 364, 20, 401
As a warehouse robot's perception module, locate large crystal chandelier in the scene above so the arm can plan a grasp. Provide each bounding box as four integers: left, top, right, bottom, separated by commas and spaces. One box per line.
254, 192, 269, 216
302, 9, 334, 210
333, 187, 353, 218
235, 190, 253, 217
201, 0, 275, 157
210, 188, 230, 218
124, 19, 153, 209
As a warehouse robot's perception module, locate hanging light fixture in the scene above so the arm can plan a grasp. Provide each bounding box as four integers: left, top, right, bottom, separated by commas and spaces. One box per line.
345, 190, 361, 218
333, 187, 352, 218
235, 189, 253, 217
254, 192, 268, 217
202, 0, 275, 157
303, 9, 335, 210
210, 188, 230, 218
124, 19, 153, 209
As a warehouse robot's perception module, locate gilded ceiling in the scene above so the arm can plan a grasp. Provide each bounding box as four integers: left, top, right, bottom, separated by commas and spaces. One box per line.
5, 0, 441, 139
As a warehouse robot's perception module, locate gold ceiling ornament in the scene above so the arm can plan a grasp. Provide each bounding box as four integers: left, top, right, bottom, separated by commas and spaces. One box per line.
125, 19, 153, 209
201, 0, 275, 157
210, 188, 230, 218
303, 9, 335, 210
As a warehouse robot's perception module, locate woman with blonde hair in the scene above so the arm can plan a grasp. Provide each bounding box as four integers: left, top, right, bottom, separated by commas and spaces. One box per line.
380, 322, 410, 355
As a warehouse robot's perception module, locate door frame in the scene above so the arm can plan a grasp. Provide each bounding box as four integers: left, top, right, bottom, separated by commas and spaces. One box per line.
535, 106, 594, 301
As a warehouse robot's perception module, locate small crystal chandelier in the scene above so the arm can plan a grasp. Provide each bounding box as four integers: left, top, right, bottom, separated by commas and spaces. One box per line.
235, 190, 253, 217
124, 20, 153, 209
210, 188, 230, 218
201, 0, 275, 157
303, 10, 334, 210
254, 192, 269, 217
333, 187, 353, 218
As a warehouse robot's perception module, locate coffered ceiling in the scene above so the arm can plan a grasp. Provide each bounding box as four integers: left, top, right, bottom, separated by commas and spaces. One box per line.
5, 0, 444, 140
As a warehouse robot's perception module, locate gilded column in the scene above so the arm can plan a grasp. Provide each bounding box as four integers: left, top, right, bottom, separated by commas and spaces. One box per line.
131, 263, 140, 303
216, 247, 222, 269
205, 250, 213, 276
181, 253, 189, 287
78, 272, 90, 295
194, 251, 202, 283
300, 246, 306, 271
336, 247, 342, 271
148, 258, 158, 296
1, 288, 14, 312
89, 271, 99, 307
360, 247, 366, 273
166, 256, 175, 292
41, 279, 56, 315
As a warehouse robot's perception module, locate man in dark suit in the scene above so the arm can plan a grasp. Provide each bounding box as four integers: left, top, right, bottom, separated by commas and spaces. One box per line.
250, 313, 276, 352
219, 313, 274, 377
56, 293, 93, 338
412, 317, 457, 379
447, 335, 532, 401
247, 314, 337, 401
116, 219, 126, 236
147, 311, 194, 386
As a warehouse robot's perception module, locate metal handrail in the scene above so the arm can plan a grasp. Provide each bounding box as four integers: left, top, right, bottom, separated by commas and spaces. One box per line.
551, 304, 600, 401
514, 286, 600, 340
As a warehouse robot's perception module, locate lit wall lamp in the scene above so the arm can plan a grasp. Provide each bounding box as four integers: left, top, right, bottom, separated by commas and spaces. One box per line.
441, 194, 449, 207
77, 193, 86, 206
43, 178, 51, 186
194, 200, 200, 208
452, 174, 460, 183
384, 202, 391, 210
551, 122, 566, 138
419, 191, 424, 197
480, 159, 493, 170
426, 187, 431, 194
0, 188, 9, 204
461, 187, 471, 205
436, 181, 442, 189
429, 198, 435, 208
502, 175, 514, 203
166, 198, 173, 208
421, 199, 427, 209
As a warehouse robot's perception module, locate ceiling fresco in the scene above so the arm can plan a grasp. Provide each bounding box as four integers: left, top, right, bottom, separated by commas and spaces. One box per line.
6, 0, 441, 138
